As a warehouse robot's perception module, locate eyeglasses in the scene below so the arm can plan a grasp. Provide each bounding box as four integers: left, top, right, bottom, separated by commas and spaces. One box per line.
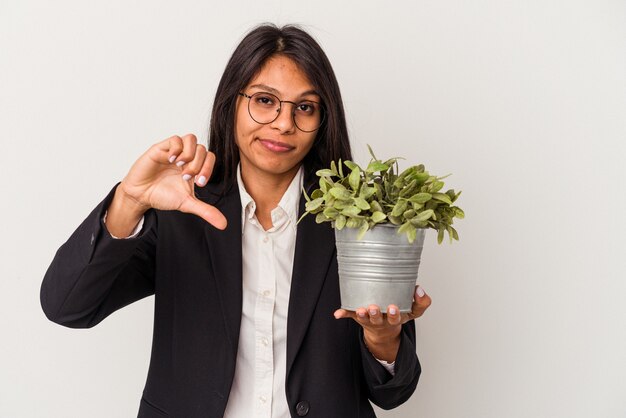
238, 92, 325, 133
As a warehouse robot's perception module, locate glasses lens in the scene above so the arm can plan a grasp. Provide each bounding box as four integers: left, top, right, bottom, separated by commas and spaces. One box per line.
247, 92, 324, 132
293, 101, 323, 132
248, 92, 280, 124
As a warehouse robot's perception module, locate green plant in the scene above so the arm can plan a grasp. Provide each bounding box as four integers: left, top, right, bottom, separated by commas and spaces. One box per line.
300, 145, 464, 243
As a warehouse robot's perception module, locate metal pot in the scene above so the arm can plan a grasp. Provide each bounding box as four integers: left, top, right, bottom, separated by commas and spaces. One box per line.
335, 224, 426, 313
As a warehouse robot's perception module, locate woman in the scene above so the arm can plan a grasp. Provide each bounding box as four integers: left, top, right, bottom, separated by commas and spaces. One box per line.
41, 24, 431, 417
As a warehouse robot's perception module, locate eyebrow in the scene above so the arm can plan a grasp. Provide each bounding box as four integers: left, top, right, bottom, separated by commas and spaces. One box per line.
248, 83, 320, 99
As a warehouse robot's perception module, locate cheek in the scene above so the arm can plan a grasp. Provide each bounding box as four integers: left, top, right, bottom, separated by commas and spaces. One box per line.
234, 105, 259, 142
304, 134, 318, 151
234, 109, 251, 145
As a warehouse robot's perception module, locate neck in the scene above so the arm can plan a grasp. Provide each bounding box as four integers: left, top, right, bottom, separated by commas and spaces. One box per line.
240, 163, 300, 228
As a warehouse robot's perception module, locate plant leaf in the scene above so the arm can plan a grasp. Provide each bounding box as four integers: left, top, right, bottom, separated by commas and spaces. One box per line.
323, 207, 339, 218
330, 160, 338, 176
374, 182, 384, 200
305, 197, 324, 212
432, 193, 453, 205
329, 187, 352, 200
408, 193, 432, 204
335, 214, 347, 230
357, 222, 370, 240
341, 206, 362, 217
454, 207, 465, 219
429, 180, 444, 193
366, 161, 389, 173
370, 201, 383, 213
354, 197, 371, 210
397, 221, 411, 234
316, 169, 336, 177
315, 212, 329, 224
407, 226, 417, 243
403, 209, 416, 219
359, 184, 376, 200
383, 157, 402, 167
391, 199, 408, 217
346, 217, 360, 228
371, 211, 387, 223
437, 228, 445, 244
410, 219, 428, 228
367, 144, 378, 160
319, 177, 330, 193
412, 172, 430, 184
349, 167, 361, 191
446, 226, 455, 243
311, 189, 324, 199
334, 199, 353, 210
415, 209, 434, 222
399, 179, 418, 197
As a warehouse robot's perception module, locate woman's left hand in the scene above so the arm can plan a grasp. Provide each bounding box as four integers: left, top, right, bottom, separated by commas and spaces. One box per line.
333, 285, 432, 362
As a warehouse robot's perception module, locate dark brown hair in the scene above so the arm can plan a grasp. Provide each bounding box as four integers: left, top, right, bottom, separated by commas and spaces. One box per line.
208, 24, 351, 187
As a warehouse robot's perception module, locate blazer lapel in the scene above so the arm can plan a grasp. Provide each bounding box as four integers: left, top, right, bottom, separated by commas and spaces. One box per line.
286, 194, 336, 374
199, 183, 243, 357
198, 179, 336, 375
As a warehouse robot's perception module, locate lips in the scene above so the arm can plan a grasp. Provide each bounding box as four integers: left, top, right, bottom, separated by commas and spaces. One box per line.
258, 139, 295, 153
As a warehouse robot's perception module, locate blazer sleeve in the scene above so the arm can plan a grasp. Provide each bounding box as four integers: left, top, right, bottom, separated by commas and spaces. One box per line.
40, 185, 158, 329
358, 320, 421, 410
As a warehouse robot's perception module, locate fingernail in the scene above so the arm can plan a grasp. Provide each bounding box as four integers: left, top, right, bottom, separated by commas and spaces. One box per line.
197, 176, 207, 186
416, 287, 426, 298
357, 310, 366, 318
176, 160, 185, 167
168, 155, 177, 163
182, 174, 192, 181
389, 307, 397, 315
369, 308, 377, 316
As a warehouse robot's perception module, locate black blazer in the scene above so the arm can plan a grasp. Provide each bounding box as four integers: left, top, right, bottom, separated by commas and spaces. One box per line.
41, 181, 421, 417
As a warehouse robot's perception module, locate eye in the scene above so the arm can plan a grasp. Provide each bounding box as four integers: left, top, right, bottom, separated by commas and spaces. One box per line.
296, 102, 317, 115
254, 94, 276, 107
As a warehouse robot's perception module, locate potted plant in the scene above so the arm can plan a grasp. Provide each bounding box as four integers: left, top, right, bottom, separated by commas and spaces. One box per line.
300, 145, 464, 312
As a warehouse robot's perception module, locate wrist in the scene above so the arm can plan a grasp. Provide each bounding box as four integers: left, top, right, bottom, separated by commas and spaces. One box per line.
363, 327, 401, 362
115, 183, 150, 214
105, 185, 148, 237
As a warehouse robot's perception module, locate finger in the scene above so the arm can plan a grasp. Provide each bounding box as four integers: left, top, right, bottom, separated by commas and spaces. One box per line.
154, 135, 184, 164
196, 151, 216, 187
181, 145, 207, 182
354, 308, 370, 326
414, 285, 432, 311
333, 309, 357, 320
180, 195, 228, 230
386, 305, 402, 325
367, 305, 383, 326
174, 134, 198, 167
403, 286, 432, 322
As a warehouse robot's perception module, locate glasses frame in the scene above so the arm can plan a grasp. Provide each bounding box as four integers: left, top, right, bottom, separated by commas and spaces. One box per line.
238, 92, 325, 133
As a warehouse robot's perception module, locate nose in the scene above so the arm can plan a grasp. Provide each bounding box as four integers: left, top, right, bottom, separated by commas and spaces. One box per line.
270, 102, 297, 133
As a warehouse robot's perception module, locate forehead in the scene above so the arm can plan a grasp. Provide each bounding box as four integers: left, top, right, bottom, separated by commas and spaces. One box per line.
246, 55, 315, 96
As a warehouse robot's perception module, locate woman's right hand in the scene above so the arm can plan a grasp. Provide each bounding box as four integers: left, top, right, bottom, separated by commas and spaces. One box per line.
105, 134, 227, 237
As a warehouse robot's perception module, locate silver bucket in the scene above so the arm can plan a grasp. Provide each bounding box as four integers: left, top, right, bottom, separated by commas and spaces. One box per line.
335, 224, 426, 313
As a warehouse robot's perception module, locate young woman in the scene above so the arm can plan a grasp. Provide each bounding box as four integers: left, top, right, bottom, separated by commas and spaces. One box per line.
41, 24, 431, 418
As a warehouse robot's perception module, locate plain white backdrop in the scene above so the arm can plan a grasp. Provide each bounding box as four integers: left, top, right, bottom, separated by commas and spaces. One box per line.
1, 1, 625, 417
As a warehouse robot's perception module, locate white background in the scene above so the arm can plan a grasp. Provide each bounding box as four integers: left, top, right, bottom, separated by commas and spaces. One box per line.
1, 1, 625, 417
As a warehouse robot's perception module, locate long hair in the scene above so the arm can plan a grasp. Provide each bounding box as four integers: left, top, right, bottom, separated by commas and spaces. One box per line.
208, 24, 352, 187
